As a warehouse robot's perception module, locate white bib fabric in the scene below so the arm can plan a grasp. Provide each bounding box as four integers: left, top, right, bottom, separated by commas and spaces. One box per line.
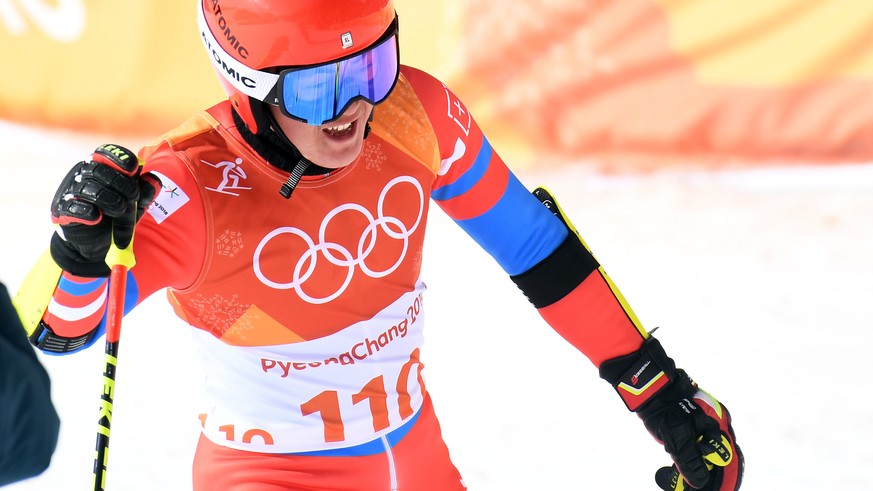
192, 283, 427, 453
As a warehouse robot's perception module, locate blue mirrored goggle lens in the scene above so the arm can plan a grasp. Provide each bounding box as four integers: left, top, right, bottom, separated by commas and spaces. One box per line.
278, 35, 399, 126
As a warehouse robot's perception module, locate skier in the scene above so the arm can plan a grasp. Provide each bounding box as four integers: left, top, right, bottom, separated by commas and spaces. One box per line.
0, 281, 59, 486
14, 1, 743, 489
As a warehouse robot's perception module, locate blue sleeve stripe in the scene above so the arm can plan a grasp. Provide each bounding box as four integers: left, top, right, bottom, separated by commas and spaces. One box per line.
432, 138, 492, 201
453, 173, 568, 275
58, 276, 107, 296
45, 271, 140, 356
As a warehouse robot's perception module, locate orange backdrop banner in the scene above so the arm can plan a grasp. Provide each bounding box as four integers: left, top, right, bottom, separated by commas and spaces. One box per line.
0, 1, 222, 135
3, 0, 873, 164
449, 0, 873, 164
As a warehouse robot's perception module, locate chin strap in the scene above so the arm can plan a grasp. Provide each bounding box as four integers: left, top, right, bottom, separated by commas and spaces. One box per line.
260, 108, 315, 199
279, 158, 313, 199
238, 105, 377, 198
363, 108, 374, 139
275, 108, 376, 199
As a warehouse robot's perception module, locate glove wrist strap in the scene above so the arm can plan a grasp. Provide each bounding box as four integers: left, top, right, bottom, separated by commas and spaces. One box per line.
50, 233, 111, 277
599, 336, 678, 412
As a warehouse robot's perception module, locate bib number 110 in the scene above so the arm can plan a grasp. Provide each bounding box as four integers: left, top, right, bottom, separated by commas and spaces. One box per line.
301, 348, 425, 443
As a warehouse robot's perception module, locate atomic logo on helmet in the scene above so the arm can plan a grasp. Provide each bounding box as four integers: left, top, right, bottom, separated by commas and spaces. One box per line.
198, 0, 399, 130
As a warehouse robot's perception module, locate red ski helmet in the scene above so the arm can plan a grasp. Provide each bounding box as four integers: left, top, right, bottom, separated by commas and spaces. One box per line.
198, 0, 398, 133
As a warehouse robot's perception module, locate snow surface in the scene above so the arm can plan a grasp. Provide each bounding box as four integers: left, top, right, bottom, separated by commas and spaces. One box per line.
1, 119, 872, 490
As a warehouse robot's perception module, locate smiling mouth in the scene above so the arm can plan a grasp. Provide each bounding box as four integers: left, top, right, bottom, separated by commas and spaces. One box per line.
323, 121, 354, 137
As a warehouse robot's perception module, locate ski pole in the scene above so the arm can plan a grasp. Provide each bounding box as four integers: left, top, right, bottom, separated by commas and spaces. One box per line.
92, 226, 136, 490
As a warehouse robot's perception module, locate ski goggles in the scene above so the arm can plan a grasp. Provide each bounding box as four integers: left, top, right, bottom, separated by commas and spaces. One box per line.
266, 22, 400, 126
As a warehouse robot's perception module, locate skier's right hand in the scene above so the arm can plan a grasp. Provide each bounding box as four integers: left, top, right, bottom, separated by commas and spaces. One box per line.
50, 143, 161, 277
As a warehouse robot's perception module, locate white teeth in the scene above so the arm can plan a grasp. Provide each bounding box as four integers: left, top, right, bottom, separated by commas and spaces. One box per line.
326, 122, 352, 132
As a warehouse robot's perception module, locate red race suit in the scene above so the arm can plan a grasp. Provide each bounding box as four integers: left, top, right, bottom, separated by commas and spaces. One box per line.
25, 66, 646, 490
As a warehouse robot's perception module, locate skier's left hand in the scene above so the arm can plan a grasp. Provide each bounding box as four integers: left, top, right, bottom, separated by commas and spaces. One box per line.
599, 337, 743, 490
637, 373, 744, 491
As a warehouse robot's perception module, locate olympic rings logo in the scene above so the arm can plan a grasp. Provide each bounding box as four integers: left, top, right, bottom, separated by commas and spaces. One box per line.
253, 176, 424, 304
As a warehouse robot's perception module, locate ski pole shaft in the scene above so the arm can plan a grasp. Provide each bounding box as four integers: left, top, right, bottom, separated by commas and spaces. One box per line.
92, 233, 136, 491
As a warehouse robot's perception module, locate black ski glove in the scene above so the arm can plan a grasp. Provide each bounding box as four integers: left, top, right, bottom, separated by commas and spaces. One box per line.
50, 144, 161, 277
600, 337, 744, 490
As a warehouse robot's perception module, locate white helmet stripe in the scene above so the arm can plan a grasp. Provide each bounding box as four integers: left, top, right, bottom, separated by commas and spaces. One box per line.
197, 1, 278, 102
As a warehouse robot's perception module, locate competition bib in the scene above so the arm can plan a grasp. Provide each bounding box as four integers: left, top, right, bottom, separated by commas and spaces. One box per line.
192, 284, 428, 453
